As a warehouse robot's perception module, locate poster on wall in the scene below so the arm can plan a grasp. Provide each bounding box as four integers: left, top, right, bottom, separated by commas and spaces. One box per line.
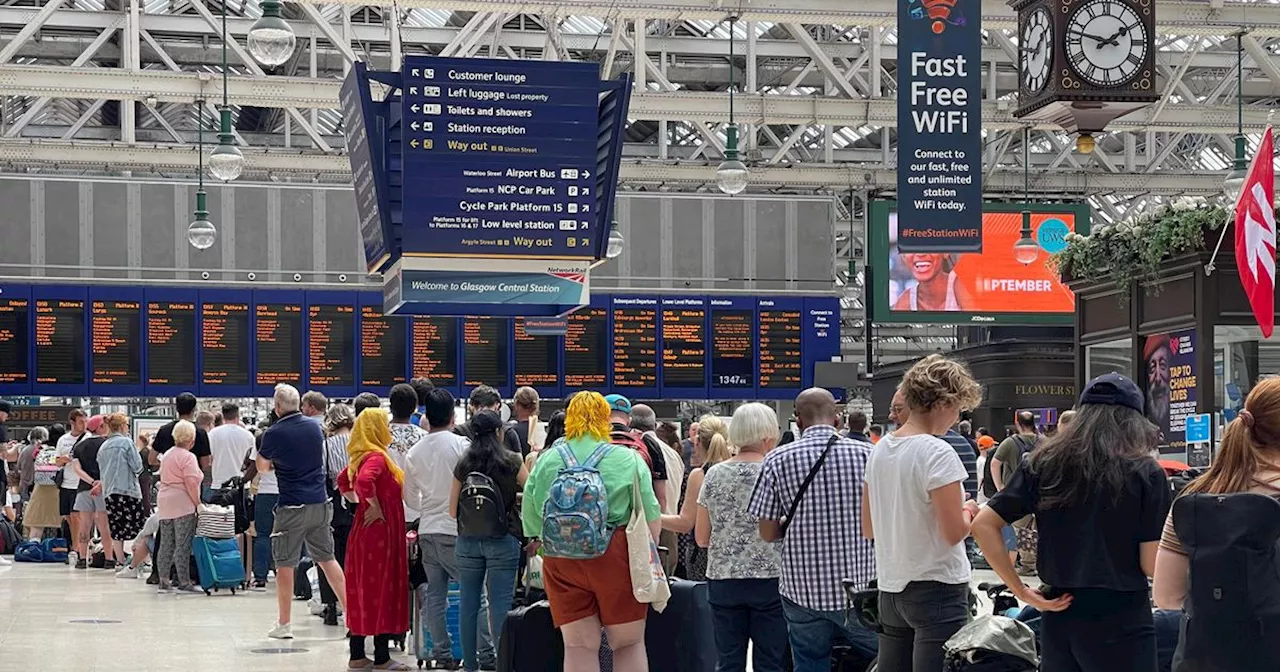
1144, 329, 1197, 454
895, 0, 982, 251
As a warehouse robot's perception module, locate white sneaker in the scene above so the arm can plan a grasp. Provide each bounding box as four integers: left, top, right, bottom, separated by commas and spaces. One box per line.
115, 565, 140, 579
0, 555, 11, 565
308, 596, 325, 616
267, 622, 293, 639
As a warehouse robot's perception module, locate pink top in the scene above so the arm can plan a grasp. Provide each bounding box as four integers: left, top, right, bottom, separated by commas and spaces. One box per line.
157, 448, 202, 520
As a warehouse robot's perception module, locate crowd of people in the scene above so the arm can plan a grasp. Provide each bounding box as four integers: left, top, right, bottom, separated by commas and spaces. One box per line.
3, 350, 1276, 672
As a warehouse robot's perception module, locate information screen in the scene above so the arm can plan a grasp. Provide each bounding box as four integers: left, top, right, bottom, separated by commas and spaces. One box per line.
147, 301, 197, 387
759, 308, 803, 389
91, 300, 141, 385
412, 316, 458, 388
0, 296, 29, 385
613, 301, 658, 388
514, 318, 557, 388
463, 317, 508, 389
34, 299, 85, 385
564, 307, 607, 388
360, 306, 405, 388
308, 304, 355, 388
256, 303, 303, 387
661, 302, 706, 388
202, 301, 251, 386
711, 308, 753, 389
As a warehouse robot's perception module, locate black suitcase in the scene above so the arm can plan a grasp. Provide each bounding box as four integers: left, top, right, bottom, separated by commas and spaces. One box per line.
645, 579, 715, 672
497, 600, 564, 672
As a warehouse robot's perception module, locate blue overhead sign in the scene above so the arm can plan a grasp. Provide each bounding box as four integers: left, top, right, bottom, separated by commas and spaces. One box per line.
1185, 413, 1212, 444
341, 62, 392, 274
400, 56, 602, 260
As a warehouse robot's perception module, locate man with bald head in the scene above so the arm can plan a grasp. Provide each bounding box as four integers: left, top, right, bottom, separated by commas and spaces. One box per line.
747, 388, 878, 668
630, 403, 684, 574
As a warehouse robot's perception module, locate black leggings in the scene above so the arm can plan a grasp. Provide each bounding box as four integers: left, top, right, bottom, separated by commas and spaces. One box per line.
320, 524, 350, 606
1040, 588, 1156, 672
350, 634, 394, 664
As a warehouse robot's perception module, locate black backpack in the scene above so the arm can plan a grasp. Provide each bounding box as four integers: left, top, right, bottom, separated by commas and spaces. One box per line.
1011, 434, 1038, 464
457, 472, 508, 538
1172, 492, 1280, 671
0, 518, 19, 555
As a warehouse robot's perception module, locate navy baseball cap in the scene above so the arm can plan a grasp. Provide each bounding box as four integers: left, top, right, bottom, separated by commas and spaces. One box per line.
1078, 373, 1145, 414
604, 394, 632, 414
0, 400, 10, 413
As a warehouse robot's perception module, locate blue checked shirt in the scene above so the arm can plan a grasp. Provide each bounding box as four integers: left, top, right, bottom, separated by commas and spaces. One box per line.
747, 425, 876, 611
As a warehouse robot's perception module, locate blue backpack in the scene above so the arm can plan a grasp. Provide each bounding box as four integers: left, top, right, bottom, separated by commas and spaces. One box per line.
540, 442, 614, 559
41, 537, 69, 563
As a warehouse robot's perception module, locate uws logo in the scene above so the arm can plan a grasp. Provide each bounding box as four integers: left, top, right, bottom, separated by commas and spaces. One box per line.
1168, 336, 1193, 356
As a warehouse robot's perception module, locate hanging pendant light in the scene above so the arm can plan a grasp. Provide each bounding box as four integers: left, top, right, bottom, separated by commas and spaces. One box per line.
1011, 127, 1039, 265
1224, 32, 1248, 205
189, 103, 217, 251
606, 221, 625, 259
209, 4, 244, 181
247, 0, 296, 67
715, 16, 748, 195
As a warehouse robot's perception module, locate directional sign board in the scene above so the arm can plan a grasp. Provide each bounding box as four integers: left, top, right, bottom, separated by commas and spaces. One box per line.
1185, 413, 1212, 444
341, 62, 392, 274
400, 56, 601, 260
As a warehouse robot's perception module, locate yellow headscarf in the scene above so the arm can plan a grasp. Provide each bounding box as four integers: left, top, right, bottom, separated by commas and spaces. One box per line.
345, 409, 404, 485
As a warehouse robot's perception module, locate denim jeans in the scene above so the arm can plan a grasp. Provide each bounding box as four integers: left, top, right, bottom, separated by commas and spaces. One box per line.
252, 493, 278, 582
707, 578, 788, 672
781, 597, 879, 672
456, 534, 521, 672
418, 533, 494, 664
877, 581, 971, 672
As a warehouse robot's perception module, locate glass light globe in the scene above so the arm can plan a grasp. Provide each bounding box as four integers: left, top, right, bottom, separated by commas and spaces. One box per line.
208, 143, 245, 182
716, 159, 748, 195
606, 227, 625, 259
1223, 166, 1248, 205
247, 15, 296, 67
1012, 237, 1040, 265
188, 218, 216, 250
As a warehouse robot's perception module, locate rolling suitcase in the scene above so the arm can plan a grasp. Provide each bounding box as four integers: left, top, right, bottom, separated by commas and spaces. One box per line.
497, 600, 564, 672
645, 578, 715, 672
192, 535, 245, 594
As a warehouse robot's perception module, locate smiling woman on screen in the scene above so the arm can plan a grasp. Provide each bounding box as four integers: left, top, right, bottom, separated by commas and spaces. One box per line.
892, 252, 973, 312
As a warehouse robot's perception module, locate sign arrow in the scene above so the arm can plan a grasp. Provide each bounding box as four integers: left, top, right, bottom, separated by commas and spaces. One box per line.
411, 121, 419, 131
411, 68, 420, 77
410, 139, 419, 149
411, 104, 419, 113
583, 170, 591, 178
409, 86, 417, 96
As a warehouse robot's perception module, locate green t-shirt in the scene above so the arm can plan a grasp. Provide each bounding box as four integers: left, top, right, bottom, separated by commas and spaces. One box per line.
521, 436, 661, 538
993, 433, 1038, 487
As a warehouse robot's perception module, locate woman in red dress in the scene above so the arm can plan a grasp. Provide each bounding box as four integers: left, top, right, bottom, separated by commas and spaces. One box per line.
339, 409, 410, 670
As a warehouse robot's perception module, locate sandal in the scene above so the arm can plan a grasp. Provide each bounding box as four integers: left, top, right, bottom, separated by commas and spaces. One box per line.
373, 661, 412, 671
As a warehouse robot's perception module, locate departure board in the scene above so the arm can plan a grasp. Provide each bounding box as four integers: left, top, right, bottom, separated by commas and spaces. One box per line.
759, 307, 803, 389
308, 304, 355, 388
514, 318, 557, 388
0, 295, 29, 385
361, 306, 405, 387
612, 298, 658, 388
462, 317, 509, 389
710, 308, 753, 389
412, 316, 458, 388
91, 300, 141, 385
563, 307, 607, 388
201, 301, 251, 386
256, 303, 303, 387
34, 299, 85, 384
661, 299, 706, 388
147, 301, 197, 387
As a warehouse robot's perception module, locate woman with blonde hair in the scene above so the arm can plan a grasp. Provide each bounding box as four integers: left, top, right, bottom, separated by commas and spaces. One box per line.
522, 391, 661, 672
663, 414, 730, 580
339, 409, 409, 670
98, 413, 146, 574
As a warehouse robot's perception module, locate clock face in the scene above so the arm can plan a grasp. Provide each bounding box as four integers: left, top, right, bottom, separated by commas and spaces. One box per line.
1021, 7, 1052, 93
1065, 0, 1148, 87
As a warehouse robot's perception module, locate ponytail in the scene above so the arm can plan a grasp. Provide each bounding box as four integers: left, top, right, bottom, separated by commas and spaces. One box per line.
696, 414, 732, 469
704, 433, 731, 469
1182, 377, 1280, 496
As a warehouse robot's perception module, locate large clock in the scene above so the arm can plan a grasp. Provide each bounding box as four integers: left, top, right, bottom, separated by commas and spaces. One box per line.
1064, 0, 1149, 87
1021, 6, 1053, 93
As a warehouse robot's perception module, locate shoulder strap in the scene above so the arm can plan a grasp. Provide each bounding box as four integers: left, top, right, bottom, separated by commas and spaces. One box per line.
583, 442, 613, 468
782, 434, 840, 534
555, 441, 578, 468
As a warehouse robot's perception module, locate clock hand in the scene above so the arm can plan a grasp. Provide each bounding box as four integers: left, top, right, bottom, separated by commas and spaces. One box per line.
1101, 24, 1130, 47
1068, 28, 1107, 43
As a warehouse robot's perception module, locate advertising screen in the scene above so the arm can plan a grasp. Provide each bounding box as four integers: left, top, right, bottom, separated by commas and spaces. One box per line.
869, 201, 1090, 324
1143, 329, 1197, 455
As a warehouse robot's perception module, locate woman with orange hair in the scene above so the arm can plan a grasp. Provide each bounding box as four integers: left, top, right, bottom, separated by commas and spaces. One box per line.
339, 409, 409, 670
522, 391, 662, 672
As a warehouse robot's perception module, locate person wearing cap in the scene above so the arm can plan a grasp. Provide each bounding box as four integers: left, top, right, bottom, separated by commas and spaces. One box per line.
972, 373, 1171, 672
1143, 335, 1172, 433
70, 414, 114, 569
604, 394, 669, 513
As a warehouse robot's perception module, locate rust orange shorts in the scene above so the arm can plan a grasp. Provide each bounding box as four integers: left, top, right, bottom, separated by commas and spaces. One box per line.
543, 528, 647, 627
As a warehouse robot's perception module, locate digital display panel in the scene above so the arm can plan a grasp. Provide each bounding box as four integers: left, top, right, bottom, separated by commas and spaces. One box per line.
147, 301, 197, 387
564, 306, 607, 388
91, 300, 141, 385
308, 304, 355, 388
612, 298, 658, 389
0, 296, 29, 386
34, 299, 85, 385
412, 316, 458, 388
201, 301, 251, 386
661, 299, 705, 388
462, 317, 508, 389
360, 306, 405, 388
759, 306, 802, 389
256, 303, 303, 388
711, 308, 753, 389
514, 318, 557, 388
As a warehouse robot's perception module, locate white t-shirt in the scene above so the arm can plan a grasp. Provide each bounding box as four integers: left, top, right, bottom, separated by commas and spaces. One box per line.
865, 433, 971, 593
402, 430, 469, 536
250, 445, 278, 495
208, 423, 255, 488
56, 431, 83, 489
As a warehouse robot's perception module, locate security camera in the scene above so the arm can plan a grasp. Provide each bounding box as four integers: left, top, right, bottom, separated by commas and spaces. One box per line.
200, 271, 210, 280
338, 274, 348, 283
293, 273, 302, 282
247, 272, 256, 281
